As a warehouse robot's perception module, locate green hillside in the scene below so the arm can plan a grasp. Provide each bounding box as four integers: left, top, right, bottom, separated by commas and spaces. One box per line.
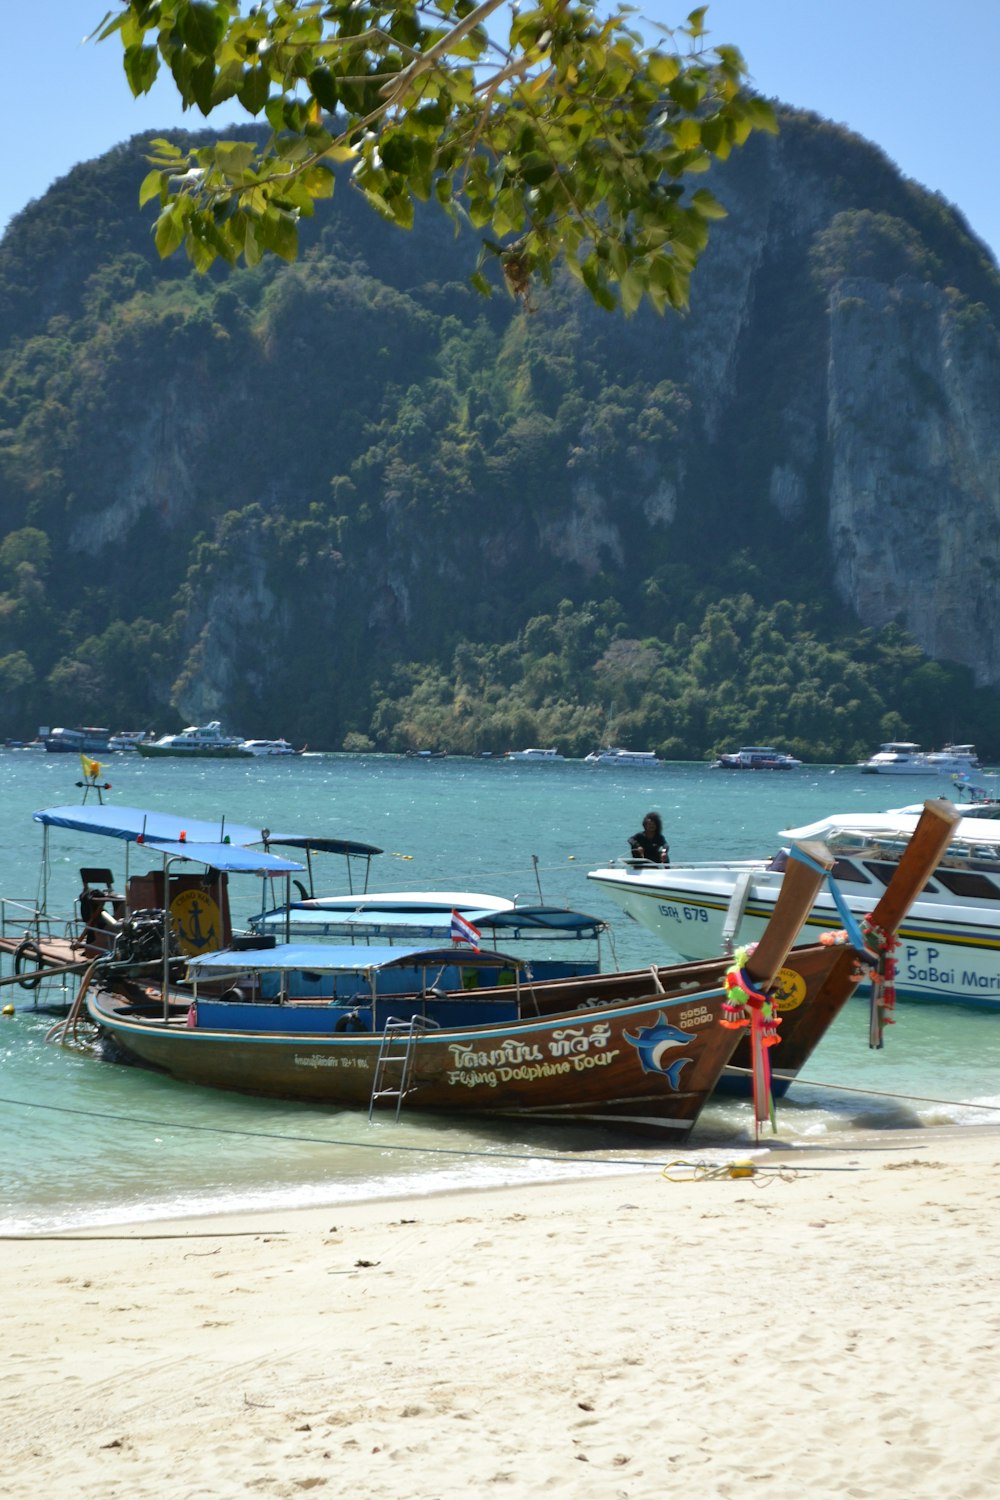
1, 112, 999, 759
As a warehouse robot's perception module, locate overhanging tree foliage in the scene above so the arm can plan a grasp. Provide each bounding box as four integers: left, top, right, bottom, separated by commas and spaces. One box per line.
96, 0, 775, 312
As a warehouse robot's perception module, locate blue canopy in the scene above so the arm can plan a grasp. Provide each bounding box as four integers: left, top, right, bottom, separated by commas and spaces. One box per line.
249, 903, 605, 939
250, 905, 503, 935
479, 905, 607, 938
186, 943, 524, 975
143, 840, 305, 875
260, 834, 384, 858
34, 805, 304, 875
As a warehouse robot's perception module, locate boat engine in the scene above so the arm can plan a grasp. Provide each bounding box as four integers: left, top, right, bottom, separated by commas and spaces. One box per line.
108, 908, 181, 968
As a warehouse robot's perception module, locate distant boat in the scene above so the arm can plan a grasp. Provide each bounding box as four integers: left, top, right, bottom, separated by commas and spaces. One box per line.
239, 739, 300, 757
44, 727, 111, 754
858, 741, 934, 775
505, 748, 564, 761
925, 744, 982, 774
108, 730, 156, 752
135, 722, 247, 758
584, 747, 661, 767
712, 746, 802, 771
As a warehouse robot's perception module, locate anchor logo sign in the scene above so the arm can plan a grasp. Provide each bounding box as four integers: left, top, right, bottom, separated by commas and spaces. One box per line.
169, 889, 221, 954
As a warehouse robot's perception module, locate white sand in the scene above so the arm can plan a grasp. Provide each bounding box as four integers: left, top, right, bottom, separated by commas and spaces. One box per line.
4, 1128, 1000, 1499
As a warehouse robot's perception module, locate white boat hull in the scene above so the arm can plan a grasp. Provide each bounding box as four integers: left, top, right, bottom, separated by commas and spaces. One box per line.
588, 863, 1000, 1008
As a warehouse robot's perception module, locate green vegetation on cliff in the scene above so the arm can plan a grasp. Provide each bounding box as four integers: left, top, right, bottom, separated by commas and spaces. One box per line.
0, 109, 998, 758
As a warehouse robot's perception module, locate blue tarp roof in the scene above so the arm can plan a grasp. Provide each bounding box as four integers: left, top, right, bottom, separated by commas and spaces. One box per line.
250, 903, 606, 939
34, 806, 304, 875
144, 840, 305, 874
478, 905, 607, 937
187, 943, 525, 974
250, 907, 502, 935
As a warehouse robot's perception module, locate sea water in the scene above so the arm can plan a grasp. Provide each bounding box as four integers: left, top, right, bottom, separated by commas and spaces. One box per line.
2, 750, 998, 1232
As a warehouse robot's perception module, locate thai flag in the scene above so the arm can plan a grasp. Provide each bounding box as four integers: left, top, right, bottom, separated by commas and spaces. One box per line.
450, 910, 481, 949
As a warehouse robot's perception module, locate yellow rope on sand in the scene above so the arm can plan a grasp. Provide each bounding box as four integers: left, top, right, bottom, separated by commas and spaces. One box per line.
661, 1159, 804, 1185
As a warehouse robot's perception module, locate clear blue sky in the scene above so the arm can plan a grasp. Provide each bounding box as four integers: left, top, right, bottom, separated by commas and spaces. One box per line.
4, 2, 998, 264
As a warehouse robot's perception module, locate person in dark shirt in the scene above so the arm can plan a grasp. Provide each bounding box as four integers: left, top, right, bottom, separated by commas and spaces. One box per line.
629, 811, 669, 864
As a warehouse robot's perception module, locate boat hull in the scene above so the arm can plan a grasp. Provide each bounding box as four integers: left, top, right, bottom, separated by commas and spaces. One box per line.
588, 865, 1000, 1008
87, 978, 748, 1138
82, 927, 870, 1133
135, 745, 249, 758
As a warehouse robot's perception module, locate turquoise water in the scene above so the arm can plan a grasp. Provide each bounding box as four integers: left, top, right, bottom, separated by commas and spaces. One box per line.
2, 750, 999, 1231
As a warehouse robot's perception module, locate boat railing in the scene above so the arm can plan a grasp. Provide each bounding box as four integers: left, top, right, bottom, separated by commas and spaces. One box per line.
0, 897, 71, 944
609, 857, 769, 873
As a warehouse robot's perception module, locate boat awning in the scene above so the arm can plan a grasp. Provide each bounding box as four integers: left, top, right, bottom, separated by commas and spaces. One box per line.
297, 890, 515, 913
35, 804, 272, 846
34, 805, 304, 874
249, 906, 504, 935
247, 898, 605, 940
481, 905, 607, 938
143, 840, 305, 874
186, 943, 525, 975
778, 812, 924, 842
257, 834, 384, 858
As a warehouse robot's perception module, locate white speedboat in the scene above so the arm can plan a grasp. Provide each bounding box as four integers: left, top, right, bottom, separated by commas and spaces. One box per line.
584, 747, 662, 767
712, 746, 802, 771
588, 802, 1000, 1007
505, 748, 564, 761
240, 739, 300, 757
136, 722, 248, 758
108, 730, 156, 752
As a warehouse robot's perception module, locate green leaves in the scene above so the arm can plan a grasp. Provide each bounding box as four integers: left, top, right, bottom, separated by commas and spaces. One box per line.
100, 0, 777, 314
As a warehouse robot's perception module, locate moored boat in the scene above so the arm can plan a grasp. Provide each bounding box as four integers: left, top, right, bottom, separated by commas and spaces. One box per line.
108, 730, 156, 752
505, 747, 564, 762
925, 743, 982, 774
44, 727, 111, 754
712, 746, 802, 770
73, 839, 838, 1137
584, 747, 662, 767
239, 738, 300, 757
22, 797, 871, 1137
857, 741, 935, 774
587, 799, 997, 1008
136, 722, 248, 758
248, 891, 610, 982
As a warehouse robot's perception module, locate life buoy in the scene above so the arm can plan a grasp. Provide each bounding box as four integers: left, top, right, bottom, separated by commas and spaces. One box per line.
13, 938, 45, 990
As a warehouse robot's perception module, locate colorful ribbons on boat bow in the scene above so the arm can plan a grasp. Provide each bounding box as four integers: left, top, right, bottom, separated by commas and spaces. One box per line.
793, 846, 899, 1050
820, 916, 898, 1049
721, 943, 781, 1137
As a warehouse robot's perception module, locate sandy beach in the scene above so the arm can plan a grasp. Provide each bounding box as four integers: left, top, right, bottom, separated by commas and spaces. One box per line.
4, 1127, 999, 1500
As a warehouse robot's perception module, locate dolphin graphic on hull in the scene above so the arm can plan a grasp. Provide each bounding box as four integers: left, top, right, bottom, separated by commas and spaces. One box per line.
622, 1013, 697, 1089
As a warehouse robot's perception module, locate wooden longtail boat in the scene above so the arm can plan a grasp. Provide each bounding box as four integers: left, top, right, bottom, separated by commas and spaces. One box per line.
30, 799, 955, 1137
724, 796, 960, 1097
60, 828, 838, 1140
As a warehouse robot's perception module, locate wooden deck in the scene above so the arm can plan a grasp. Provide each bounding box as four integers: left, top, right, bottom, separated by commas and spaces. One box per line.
0, 931, 103, 1007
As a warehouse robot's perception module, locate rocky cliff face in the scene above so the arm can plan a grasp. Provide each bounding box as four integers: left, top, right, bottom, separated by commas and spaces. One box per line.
654, 116, 1000, 686
826, 278, 1000, 682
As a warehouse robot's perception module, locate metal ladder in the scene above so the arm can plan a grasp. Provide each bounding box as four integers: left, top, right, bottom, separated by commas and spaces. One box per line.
720, 871, 754, 956
369, 1016, 434, 1120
